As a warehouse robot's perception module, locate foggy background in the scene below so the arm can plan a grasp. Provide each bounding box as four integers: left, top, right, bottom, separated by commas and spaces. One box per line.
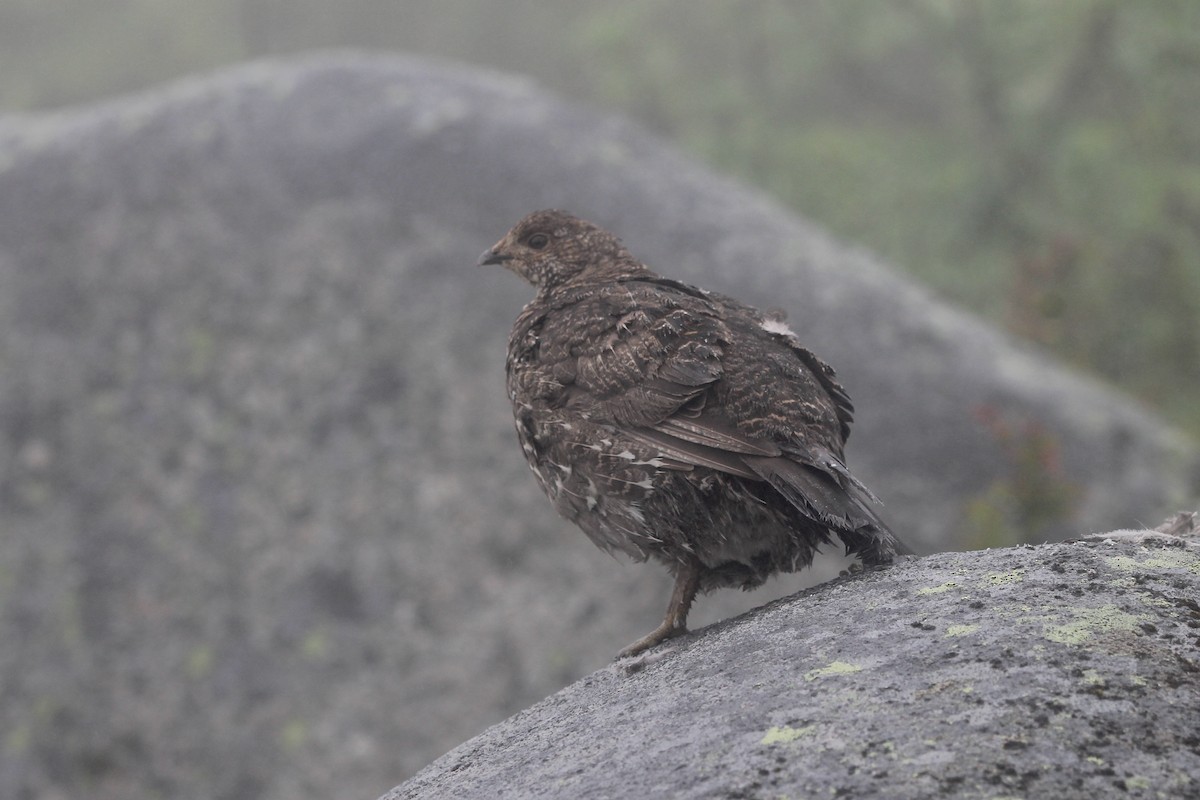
1, 2, 1198, 800
4, 0, 1199, 443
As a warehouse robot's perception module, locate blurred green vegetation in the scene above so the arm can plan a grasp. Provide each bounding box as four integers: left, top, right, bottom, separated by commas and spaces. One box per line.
573, 1, 1200, 439
3, 0, 1198, 437
965, 407, 1082, 547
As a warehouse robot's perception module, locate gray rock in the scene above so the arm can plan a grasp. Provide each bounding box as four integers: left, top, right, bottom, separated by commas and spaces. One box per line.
384, 535, 1200, 800
0, 53, 1195, 799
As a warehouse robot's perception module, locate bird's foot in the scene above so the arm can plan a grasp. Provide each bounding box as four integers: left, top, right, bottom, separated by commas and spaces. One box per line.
617, 557, 702, 660
616, 620, 688, 660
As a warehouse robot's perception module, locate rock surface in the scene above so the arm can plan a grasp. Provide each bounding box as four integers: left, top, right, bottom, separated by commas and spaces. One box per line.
0, 53, 1196, 799
385, 534, 1200, 800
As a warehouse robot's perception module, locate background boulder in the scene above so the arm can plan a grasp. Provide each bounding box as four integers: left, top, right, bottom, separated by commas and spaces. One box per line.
0, 53, 1195, 799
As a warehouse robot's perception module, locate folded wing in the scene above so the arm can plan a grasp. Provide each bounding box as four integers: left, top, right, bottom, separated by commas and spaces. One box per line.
559, 277, 903, 555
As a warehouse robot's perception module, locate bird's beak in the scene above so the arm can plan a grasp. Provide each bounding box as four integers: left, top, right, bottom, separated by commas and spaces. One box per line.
478, 246, 511, 266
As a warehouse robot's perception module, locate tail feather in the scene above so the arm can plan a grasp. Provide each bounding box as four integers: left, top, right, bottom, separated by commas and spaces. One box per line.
742, 454, 910, 565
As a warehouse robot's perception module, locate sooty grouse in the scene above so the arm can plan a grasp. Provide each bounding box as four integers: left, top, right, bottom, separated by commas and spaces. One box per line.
480, 210, 907, 658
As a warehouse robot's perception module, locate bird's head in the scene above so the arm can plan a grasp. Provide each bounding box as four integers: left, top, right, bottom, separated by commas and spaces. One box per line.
478, 210, 638, 290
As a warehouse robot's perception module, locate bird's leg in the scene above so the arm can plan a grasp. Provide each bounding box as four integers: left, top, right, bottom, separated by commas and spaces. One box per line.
617, 556, 701, 659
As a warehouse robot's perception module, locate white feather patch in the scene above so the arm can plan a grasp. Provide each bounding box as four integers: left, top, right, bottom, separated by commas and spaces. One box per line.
760, 316, 795, 337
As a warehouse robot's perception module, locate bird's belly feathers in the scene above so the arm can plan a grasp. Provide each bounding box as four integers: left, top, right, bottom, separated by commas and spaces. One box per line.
512, 402, 820, 586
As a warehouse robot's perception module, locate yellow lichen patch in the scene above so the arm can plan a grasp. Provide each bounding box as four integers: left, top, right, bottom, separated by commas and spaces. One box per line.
804, 661, 863, 681
1043, 604, 1144, 645
186, 644, 215, 680
1080, 669, 1105, 686
301, 629, 330, 660
917, 582, 959, 595
1105, 549, 1200, 575
280, 718, 308, 751
760, 725, 815, 745
1104, 555, 1145, 572
945, 624, 980, 638
984, 569, 1025, 586
4, 723, 30, 756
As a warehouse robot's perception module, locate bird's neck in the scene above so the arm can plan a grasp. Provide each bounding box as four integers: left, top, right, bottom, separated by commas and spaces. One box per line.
538, 258, 653, 301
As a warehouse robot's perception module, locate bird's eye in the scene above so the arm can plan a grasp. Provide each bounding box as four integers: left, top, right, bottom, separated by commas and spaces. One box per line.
526, 233, 549, 250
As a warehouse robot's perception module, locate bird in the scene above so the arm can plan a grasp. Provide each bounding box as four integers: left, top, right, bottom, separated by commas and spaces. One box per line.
479, 210, 907, 658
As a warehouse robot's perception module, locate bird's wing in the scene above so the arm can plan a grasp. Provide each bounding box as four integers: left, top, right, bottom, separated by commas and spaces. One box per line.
783, 342, 855, 444
550, 278, 832, 475
554, 281, 726, 427
545, 277, 900, 546
622, 412, 778, 481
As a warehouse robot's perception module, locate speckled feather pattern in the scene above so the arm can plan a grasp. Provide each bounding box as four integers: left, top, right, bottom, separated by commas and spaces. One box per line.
486, 210, 902, 596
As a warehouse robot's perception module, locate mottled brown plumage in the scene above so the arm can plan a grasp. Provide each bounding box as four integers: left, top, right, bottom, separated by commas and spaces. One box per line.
480, 210, 906, 657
